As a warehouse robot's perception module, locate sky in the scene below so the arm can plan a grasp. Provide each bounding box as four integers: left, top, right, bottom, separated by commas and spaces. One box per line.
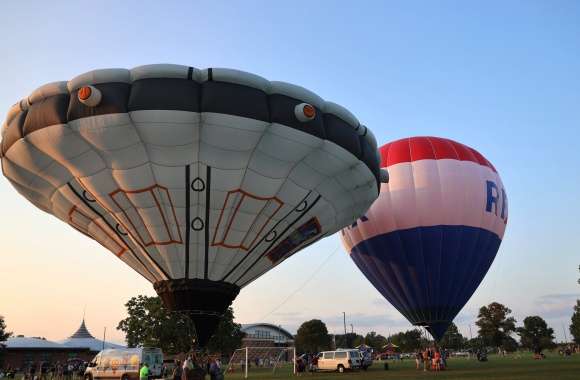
0, 1, 579, 344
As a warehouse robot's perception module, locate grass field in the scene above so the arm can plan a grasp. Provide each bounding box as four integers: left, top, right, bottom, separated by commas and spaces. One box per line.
225, 354, 580, 379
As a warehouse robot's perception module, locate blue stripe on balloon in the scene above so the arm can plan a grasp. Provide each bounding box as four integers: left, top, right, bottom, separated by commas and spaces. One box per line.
349, 225, 501, 340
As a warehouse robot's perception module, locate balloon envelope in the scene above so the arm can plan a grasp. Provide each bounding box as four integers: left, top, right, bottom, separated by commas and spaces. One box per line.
341, 136, 508, 340
1, 64, 382, 345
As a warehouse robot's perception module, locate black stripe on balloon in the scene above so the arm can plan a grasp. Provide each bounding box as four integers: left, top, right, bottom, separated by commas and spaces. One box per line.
231, 195, 321, 285
220, 190, 312, 283
9, 76, 380, 187
204, 166, 212, 280
185, 165, 191, 279
66, 182, 157, 281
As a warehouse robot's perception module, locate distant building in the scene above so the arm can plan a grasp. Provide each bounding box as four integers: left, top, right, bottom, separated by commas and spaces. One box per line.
1, 319, 124, 369
59, 319, 124, 352
241, 323, 294, 348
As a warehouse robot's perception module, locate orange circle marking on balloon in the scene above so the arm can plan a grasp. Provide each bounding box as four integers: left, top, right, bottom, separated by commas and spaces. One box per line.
78, 86, 92, 101
303, 104, 316, 118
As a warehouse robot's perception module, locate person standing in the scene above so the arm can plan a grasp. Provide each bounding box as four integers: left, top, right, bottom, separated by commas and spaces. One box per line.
216, 358, 223, 380
182, 357, 193, 380
139, 363, 149, 380
56, 362, 63, 380
311, 354, 318, 373
29, 363, 36, 380
172, 360, 182, 380
441, 348, 447, 369
208, 358, 220, 380
422, 348, 429, 371
415, 350, 422, 370
66, 362, 74, 380
433, 349, 441, 372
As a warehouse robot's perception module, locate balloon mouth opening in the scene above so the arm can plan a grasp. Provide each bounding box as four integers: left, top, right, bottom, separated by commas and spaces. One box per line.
154, 279, 240, 347
415, 322, 451, 342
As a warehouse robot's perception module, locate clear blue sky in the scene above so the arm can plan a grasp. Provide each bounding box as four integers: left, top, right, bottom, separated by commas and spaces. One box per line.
1, 1, 579, 343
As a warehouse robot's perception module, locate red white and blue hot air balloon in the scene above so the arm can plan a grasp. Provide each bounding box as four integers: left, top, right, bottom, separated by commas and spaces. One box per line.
341, 136, 508, 340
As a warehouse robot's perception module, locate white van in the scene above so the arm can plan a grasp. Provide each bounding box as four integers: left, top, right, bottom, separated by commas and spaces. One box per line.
317, 350, 361, 373
85, 348, 163, 380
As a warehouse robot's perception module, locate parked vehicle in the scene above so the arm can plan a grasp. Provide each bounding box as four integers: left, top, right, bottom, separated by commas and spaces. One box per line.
317, 350, 361, 373
85, 347, 163, 380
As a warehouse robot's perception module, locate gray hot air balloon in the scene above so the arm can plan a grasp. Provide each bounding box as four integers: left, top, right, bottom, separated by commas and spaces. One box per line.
0, 64, 386, 346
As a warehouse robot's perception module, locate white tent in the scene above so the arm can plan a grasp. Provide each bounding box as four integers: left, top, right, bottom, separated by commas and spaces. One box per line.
59, 320, 124, 352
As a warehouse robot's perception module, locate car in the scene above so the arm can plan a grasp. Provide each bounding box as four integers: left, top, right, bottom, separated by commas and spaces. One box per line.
85, 347, 163, 380
317, 350, 361, 373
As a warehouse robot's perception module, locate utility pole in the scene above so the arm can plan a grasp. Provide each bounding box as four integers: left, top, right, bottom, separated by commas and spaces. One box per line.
562, 322, 569, 343
102, 327, 106, 350
342, 312, 347, 348
350, 324, 354, 334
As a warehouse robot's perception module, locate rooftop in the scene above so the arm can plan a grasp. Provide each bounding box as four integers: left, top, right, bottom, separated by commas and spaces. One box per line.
1, 319, 125, 352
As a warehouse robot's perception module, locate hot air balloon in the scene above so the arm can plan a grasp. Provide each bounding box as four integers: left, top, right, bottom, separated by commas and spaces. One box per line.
0, 64, 386, 346
341, 136, 508, 341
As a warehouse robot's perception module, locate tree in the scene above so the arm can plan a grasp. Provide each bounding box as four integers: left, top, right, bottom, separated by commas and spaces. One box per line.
0, 316, 11, 342
476, 302, 516, 348
0, 316, 11, 366
517, 316, 555, 352
206, 307, 244, 357
334, 333, 364, 349
117, 296, 196, 353
389, 329, 423, 352
502, 336, 519, 353
440, 323, 467, 350
570, 300, 580, 344
518, 316, 554, 349
294, 320, 332, 353
364, 331, 388, 352
117, 296, 243, 355
465, 337, 482, 351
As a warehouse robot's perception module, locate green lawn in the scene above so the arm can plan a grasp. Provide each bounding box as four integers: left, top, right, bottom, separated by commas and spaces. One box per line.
224, 354, 580, 380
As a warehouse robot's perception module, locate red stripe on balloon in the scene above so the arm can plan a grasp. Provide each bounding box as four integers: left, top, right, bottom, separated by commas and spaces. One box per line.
379, 136, 496, 173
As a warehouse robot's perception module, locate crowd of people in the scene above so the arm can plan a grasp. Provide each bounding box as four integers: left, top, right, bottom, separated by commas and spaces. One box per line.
557, 344, 579, 356
414, 347, 448, 371
169, 354, 223, 380
295, 353, 318, 374
0, 361, 87, 380
4, 343, 579, 379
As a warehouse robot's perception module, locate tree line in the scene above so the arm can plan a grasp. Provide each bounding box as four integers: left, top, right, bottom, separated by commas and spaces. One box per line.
2, 295, 580, 357
294, 301, 580, 354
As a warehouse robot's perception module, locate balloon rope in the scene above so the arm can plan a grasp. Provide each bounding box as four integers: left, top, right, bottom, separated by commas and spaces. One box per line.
259, 244, 340, 321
